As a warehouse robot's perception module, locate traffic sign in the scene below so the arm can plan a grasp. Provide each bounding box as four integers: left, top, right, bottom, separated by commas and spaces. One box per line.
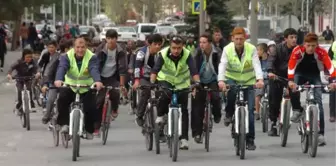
192, 0, 206, 15
40, 5, 52, 14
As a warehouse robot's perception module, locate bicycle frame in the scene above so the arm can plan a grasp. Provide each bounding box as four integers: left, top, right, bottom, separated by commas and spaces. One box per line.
21, 84, 32, 113
102, 86, 119, 122
69, 87, 85, 137
233, 87, 249, 134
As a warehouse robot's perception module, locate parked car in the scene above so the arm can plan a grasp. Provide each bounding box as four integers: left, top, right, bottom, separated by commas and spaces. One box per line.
153, 26, 177, 37
79, 25, 99, 41
135, 23, 157, 47
246, 38, 271, 45
116, 26, 137, 42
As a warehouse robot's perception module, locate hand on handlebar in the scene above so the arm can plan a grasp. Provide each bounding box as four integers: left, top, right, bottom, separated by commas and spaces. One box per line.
7, 74, 12, 81
268, 73, 276, 80
218, 81, 226, 92
329, 82, 336, 90
94, 82, 103, 91
288, 81, 297, 91
54, 80, 63, 87
255, 79, 264, 89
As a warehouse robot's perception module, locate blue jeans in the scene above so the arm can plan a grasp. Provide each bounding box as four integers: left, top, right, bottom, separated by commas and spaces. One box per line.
290, 73, 325, 135
225, 80, 255, 139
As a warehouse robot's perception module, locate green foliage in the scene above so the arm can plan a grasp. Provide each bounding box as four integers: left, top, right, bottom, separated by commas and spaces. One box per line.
184, 0, 234, 39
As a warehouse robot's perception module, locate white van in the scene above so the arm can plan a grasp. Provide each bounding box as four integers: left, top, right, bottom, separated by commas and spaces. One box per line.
134, 23, 157, 41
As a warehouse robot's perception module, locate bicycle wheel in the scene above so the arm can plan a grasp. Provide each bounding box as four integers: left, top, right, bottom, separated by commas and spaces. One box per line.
301, 122, 308, 153
20, 109, 26, 128
72, 110, 80, 161
102, 100, 112, 145
232, 118, 239, 156
145, 106, 154, 151
52, 126, 59, 147
261, 100, 268, 133
204, 103, 211, 152
153, 106, 160, 154
308, 106, 319, 157
239, 107, 246, 160
24, 93, 30, 131
171, 110, 179, 162
280, 100, 291, 147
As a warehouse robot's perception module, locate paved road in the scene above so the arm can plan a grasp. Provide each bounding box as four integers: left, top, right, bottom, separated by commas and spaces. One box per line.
0, 52, 335, 166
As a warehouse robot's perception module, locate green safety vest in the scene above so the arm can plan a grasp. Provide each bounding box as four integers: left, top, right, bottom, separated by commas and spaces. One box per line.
157, 47, 191, 89
225, 42, 256, 85
64, 48, 94, 94
332, 41, 336, 67
186, 44, 195, 54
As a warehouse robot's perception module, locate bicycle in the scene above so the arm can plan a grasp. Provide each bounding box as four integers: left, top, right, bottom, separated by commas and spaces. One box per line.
259, 82, 269, 133
59, 83, 96, 161
228, 85, 256, 160
159, 85, 194, 162
128, 80, 139, 114
45, 87, 60, 147
274, 76, 293, 147
139, 84, 161, 154
199, 86, 218, 152
296, 84, 329, 158
13, 76, 35, 131
101, 86, 120, 145
31, 78, 42, 107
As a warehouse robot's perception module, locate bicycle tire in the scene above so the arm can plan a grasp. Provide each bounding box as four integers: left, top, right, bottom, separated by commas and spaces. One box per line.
145, 106, 154, 151
308, 106, 319, 157
261, 101, 268, 133
24, 93, 30, 131
280, 100, 291, 147
53, 127, 59, 147
20, 112, 26, 128
239, 107, 246, 160
72, 110, 80, 161
102, 100, 112, 145
153, 106, 160, 154
232, 119, 239, 156
172, 110, 179, 162
204, 103, 211, 152
301, 122, 308, 153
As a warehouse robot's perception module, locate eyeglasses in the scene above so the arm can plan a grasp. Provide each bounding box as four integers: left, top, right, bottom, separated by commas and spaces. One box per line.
171, 36, 183, 43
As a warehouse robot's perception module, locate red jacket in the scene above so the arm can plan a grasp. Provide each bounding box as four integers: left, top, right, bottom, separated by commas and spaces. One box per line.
288, 45, 336, 82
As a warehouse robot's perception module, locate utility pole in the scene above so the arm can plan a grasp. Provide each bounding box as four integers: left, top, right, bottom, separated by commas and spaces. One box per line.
87, 0, 90, 25
98, 0, 101, 14
306, 0, 309, 29
82, 0, 85, 25
76, 0, 79, 24
69, 0, 72, 23
301, 0, 304, 26
250, 0, 258, 46
182, 0, 185, 13
333, 0, 335, 34
199, 0, 205, 36
53, 4, 56, 25
62, 0, 65, 24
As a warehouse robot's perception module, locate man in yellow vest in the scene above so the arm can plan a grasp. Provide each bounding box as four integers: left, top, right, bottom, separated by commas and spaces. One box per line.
329, 41, 336, 122
218, 27, 264, 150
150, 35, 200, 150
54, 38, 103, 140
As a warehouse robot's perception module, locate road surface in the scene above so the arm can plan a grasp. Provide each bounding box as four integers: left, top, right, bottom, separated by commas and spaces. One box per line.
0, 51, 335, 166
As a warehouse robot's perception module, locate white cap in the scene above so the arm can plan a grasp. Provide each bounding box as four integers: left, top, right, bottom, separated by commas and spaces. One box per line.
267, 41, 276, 47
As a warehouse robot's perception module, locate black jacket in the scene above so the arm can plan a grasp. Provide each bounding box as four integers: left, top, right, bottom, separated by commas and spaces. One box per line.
267, 42, 293, 77
193, 46, 221, 75
8, 59, 38, 77
95, 42, 128, 80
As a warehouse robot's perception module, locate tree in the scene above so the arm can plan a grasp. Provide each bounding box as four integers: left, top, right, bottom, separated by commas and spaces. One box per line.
0, 0, 57, 50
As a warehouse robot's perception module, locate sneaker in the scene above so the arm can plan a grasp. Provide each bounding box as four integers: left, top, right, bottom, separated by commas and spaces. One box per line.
86, 133, 94, 140
135, 117, 144, 127
318, 134, 326, 146
290, 111, 302, 123
255, 113, 260, 120
180, 139, 189, 150
93, 129, 100, 138
214, 115, 221, 124
194, 135, 202, 144
268, 123, 278, 137
223, 116, 232, 127
60, 125, 69, 133
246, 139, 256, 150
0, 68, 3, 72
155, 116, 164, 124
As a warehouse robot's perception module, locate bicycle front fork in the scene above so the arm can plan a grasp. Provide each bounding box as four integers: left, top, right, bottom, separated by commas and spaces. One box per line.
21, 90, 32, 112
167, 107, 182, 137
69, 108, 85, 136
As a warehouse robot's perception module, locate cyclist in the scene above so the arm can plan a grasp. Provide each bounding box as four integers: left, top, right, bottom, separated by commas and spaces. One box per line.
151, 35, 200, 150
133, 34, 163, 126
288, 33, 336, 146
7, 49, 39, 115
54, 38, 103, 140
254, 43, 269, 120
191, 33, 222, 143
95, 29, 128, 135
217, 27, 264, 150
267, 28, 297, 136
329, 41, 336, 122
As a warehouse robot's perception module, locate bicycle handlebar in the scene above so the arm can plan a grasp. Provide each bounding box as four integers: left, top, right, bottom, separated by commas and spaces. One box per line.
139, 83, 198, 93
12, 76, 35, 81
296, 84, 330, 92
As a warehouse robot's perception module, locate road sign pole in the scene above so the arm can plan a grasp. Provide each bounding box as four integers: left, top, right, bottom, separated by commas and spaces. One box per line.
199, 0, 205, 36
